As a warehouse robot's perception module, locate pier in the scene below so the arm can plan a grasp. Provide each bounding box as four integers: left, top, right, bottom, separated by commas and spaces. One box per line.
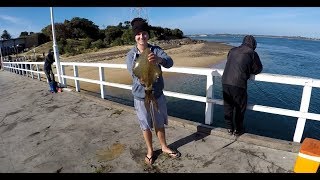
0, 70, 301, 173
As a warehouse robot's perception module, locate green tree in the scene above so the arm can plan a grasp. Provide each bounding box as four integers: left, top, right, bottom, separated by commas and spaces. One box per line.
68, 17, 100, 40
19, 31, 29, 37
1, 30, 11, 40
57, 39, 67, 54
171, 28, 184, 39
117, 22, 123, 28
104, 26, 123, 45
83, 38, 93, 49
121, 29, 134, 44
163, 28, 172, 38
36, 33, 50, 45
150, 26, 165, 40
123, 21, 131, 29
41, 25, 52, 40
91, 39, 105, 49
111, 38, 123, 46
98, 29, 106, 40
41, 23, 71, 41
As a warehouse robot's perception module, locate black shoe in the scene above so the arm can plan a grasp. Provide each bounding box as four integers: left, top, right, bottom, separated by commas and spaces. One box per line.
233, 129, 244, 137
227, 129, 234, 135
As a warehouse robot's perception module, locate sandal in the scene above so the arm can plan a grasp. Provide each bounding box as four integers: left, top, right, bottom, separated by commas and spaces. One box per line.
145, 155, 155, 165
163, 150, 181, 158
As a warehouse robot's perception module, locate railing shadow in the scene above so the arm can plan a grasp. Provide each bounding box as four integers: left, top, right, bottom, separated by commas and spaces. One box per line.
151, 125, 212, 161
168, 125, 211, 153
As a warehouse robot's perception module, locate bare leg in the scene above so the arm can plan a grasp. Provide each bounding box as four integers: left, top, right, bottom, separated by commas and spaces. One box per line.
142, 129, 153, 157
155, 127, 177, 156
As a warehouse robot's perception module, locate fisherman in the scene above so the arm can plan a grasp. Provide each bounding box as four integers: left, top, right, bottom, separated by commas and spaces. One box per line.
126, 18, 180, 165
221, 35, 263, 136
44, 49, 56, 93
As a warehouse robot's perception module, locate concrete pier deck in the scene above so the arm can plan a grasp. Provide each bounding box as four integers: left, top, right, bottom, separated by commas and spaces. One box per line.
0, 70, 300, 173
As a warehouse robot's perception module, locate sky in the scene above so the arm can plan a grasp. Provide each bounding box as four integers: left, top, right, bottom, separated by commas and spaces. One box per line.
0, 7, 320, 39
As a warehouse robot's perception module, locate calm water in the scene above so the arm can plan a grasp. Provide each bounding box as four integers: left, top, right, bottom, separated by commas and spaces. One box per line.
103, 35, 320, 141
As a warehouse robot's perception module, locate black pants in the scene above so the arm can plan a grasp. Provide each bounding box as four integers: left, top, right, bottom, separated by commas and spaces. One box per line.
44, 66, 55, 83
222, 84, 247, 131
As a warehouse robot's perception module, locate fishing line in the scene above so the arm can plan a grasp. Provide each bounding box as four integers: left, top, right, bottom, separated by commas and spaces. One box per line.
251, 81, 290, 107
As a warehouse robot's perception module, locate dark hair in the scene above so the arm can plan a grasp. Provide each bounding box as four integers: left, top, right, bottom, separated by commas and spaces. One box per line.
131, 18, 149, 36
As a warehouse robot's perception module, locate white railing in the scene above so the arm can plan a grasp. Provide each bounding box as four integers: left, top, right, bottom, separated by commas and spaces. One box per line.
3, 61, 320, 143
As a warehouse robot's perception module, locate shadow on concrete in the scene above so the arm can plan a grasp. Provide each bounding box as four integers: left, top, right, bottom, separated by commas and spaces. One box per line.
149, 126, 212, 163
168, 125, 212, 152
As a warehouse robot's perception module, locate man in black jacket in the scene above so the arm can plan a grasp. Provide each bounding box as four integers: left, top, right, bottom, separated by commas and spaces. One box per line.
221, 35, 263, 136
44, 49, 56, 93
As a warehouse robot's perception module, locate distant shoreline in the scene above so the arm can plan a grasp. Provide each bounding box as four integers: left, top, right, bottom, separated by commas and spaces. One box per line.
187, 34, 320, 41
58, 41, 233, 93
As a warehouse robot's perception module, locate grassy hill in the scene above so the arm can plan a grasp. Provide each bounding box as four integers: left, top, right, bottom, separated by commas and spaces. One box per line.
21, 41, 53, 57
17, 37, 201, 62
20, 38, 105, 61
20, 39, 88, 61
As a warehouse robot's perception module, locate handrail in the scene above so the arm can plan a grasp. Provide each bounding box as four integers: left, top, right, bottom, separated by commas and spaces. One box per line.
3, 61, 320, 143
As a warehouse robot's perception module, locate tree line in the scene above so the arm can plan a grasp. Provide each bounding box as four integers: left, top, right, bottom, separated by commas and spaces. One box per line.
1, 17, 184, 56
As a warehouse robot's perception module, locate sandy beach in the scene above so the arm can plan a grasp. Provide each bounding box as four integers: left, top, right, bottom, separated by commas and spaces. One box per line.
52, 41, 233, 93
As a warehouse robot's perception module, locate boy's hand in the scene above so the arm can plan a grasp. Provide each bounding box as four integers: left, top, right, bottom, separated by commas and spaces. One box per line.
139, 78, 145, 85
148, 52, 162, 64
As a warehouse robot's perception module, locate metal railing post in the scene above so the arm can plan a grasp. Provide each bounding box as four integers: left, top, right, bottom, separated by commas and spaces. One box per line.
19, 64, 22, 75
36, 64, 40, 80
99, 66, 106, 99
73, 65, 80, 92
31, 64, 34, 79
61, 65, 66, 85
293, 80, 313, 142
205, 71, 215, 125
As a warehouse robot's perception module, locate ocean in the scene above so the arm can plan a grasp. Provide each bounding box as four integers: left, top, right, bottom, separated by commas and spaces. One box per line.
105, 34, 320, 142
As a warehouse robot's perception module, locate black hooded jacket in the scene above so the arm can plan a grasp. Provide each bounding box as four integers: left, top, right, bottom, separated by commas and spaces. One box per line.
44, 51, 54, 70
221, 35, 263, 89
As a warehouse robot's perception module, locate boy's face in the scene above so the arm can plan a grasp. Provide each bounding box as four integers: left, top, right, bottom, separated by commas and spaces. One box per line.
135, 31, 149, 46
